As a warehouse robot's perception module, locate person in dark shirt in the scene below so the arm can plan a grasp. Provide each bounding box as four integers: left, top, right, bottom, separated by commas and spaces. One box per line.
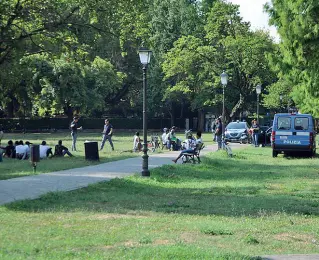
70, 116, 82, 151
54, 140, 73, 157
0, 140, 15, 158
250, 119, 260, 147
100, 119, 114, 151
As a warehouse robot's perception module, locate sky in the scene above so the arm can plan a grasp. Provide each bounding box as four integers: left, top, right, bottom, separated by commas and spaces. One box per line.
227, 0, 280, 41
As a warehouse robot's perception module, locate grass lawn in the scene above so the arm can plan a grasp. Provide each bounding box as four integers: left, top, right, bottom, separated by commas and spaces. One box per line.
0, 131, 214, 180
1, 146, 319, 259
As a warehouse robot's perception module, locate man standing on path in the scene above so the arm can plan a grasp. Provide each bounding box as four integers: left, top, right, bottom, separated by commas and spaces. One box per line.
100, 119, 114, 151
70, 116, 82, 152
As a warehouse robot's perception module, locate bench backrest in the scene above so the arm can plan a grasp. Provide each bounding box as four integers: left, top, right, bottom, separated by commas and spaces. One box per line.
194, 142, 204, 153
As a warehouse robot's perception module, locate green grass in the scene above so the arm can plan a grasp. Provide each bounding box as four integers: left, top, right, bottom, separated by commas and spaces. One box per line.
0, 132, 214, 180
1, 146, 319, 259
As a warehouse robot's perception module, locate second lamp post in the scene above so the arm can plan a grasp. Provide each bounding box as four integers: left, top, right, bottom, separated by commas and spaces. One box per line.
256, 84, 262, 122
220, 71, 228, 145
138, 47, 152, 177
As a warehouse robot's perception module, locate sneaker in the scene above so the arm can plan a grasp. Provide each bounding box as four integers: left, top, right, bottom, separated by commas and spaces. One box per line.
112, 147, 114, 151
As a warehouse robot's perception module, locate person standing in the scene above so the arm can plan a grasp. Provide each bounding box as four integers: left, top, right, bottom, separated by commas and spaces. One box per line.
215, 117, 223, 150
70, 116, 82, 151
251, 119, 260, 147
100, 119, 114, 151
133, 132, 142, 152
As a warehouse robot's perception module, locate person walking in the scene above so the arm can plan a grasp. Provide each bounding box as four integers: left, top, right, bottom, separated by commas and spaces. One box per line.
100, 119, 114, 151
215, 117, 223, 150
70, 116, 82, 151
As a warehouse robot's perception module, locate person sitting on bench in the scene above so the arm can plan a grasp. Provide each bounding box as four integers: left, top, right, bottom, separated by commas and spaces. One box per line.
54, 140, 73, 157
172, 131, 202, 163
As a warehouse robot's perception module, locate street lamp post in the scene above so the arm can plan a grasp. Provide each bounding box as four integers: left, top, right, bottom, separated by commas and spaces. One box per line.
256, 84, 262, 122
138, 46, 152, 177
220, 71, 228, 147
279, 94, 283, 112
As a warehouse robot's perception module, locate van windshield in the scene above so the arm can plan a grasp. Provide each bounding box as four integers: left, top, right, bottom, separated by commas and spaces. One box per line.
277, 117, 291, 130
294, 117, 309, 130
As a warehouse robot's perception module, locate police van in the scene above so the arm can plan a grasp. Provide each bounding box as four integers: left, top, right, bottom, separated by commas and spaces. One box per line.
271, 113, 316, 157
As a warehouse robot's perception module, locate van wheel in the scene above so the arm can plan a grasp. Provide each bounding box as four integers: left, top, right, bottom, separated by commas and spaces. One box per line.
272, 150, 278, 158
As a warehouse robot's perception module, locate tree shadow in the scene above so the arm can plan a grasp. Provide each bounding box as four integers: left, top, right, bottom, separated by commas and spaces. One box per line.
5, 155, 319, 217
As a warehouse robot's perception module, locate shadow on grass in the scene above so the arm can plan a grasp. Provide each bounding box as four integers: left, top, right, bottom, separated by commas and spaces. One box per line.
5, 151, 319, 217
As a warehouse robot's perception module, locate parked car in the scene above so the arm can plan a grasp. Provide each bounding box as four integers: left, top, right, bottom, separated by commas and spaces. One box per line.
225, 121, 250, 143
271, 113, 316, 157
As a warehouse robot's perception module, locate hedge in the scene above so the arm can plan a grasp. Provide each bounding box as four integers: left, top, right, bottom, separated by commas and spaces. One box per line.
0, 117, 188, 132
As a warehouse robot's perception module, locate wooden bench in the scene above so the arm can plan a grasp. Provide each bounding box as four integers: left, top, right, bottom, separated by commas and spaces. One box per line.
181, 143, 205, 164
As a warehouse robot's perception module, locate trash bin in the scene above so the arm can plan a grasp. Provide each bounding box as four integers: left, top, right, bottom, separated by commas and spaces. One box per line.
30, 145, 40, 163
84, 141, 99, 161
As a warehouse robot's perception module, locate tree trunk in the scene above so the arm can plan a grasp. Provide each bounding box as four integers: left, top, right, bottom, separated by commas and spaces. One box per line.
197, 109, 205, 132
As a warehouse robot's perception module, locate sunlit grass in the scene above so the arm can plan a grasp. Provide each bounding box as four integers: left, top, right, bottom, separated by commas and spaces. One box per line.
1, 146, 319, 259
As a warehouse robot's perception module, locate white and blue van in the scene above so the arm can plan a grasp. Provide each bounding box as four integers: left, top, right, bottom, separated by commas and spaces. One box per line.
271, 113, 316, 157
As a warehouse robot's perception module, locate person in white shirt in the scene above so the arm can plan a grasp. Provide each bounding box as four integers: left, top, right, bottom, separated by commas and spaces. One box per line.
172, 131, 202, 163
161, 128, 169, 149
39, 141, 53, 159
133, 132, 142, 152
16, 140, 28, 160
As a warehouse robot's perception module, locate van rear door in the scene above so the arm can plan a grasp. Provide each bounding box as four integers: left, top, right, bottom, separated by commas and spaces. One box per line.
293, 116, 311, 148
274, 116, 293, 147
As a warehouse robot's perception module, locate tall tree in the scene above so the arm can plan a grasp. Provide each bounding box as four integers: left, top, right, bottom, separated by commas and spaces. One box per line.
265, 0, 319, 115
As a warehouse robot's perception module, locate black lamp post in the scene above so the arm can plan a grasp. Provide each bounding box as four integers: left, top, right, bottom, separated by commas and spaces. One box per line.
279, 94, 283, 112
220, 71, 228, 147
138, 46, 152, 177
256, 84, 262, 122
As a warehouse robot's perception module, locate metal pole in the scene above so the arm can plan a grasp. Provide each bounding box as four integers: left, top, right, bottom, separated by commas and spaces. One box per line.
222, 84, 225, 148
142, 65, 150, 176
257, 94, 260, 122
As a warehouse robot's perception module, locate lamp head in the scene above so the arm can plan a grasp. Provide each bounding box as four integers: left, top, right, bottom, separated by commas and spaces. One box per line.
256, 84, 262, 95
220, 71, 228, 85
138, 47, 152, 65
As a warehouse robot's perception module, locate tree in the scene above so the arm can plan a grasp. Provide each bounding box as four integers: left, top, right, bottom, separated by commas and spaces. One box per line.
265, 0, 319, 116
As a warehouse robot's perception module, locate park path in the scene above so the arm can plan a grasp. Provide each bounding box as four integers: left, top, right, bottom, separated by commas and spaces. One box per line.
0, 143, 228, 205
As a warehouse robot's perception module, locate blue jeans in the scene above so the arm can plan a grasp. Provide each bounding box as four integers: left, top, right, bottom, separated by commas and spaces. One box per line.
216, 135, 222, 149
71, 132, 77, 151
100, 134, 114, 150
253, 133, 259, 146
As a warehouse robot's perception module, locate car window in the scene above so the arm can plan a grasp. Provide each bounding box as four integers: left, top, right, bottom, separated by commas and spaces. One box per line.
277, 117, 291, 130
294, 117, 309, 130
226, 122, 246, 129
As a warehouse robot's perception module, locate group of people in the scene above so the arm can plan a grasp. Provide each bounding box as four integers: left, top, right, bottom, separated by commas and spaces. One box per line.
161, 126, 181, 151
0, 139, 73, 160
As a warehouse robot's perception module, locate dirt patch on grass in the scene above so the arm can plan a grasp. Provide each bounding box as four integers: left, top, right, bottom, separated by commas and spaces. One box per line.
274, 233, 314, 244
89, 213, 148, 220
180, 232, 200, 243
153, 239, 172, 245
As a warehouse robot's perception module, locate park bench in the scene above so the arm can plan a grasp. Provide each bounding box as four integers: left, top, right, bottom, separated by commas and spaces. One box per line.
181, 143, 205, 164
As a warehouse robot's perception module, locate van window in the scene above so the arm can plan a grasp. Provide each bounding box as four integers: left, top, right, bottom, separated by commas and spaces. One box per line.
294, 117, 309, 130
277, 117, 291, 130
